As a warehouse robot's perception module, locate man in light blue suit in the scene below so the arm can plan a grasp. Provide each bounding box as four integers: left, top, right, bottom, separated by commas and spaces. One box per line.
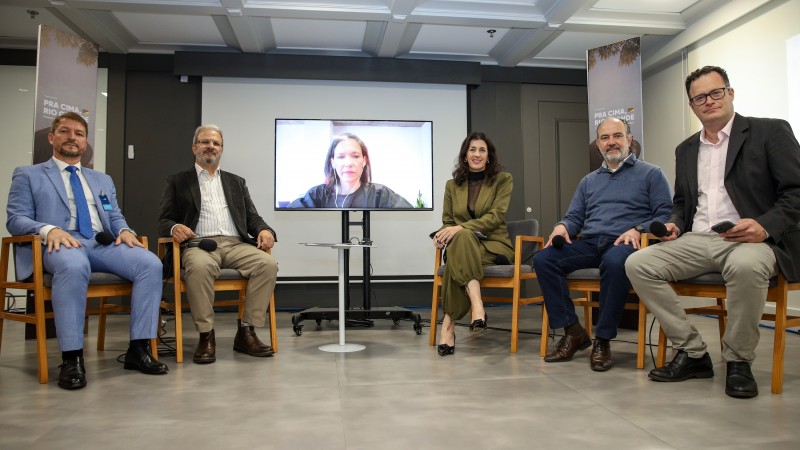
6, 112, 168, 390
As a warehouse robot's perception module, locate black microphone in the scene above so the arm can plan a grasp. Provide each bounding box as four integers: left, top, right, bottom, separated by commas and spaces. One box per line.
185, 239, 218, 252
95, 231, 115, 245
552, 235, 566, 249
650, 221, 669, 238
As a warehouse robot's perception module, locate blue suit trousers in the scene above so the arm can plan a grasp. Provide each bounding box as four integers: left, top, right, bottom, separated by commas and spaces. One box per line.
41, 232, 162, 351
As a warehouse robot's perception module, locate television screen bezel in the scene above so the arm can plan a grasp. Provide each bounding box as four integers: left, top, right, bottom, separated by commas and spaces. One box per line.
273, 118, 434, 212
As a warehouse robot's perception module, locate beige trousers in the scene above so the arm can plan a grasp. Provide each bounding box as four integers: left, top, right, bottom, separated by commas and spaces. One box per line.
625, 233, 776, 362
182, 236, 278, 333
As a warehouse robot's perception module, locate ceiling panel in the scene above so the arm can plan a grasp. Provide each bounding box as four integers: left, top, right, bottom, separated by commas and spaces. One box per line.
271, 18, 367, 51
113, 12, 225, 46
411, 24, 509, 56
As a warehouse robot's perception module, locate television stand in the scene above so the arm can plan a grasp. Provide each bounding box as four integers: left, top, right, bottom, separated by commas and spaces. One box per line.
291, 211, 423, 339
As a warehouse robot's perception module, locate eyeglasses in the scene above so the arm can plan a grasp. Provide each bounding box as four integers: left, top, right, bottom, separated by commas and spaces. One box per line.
196, 139, 222, 147
689, 87, 729, 106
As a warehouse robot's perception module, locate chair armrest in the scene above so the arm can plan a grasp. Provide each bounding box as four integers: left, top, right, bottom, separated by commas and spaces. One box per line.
433, 245, 443, 271
157, 237, 174, 259
2, 234, 40, 245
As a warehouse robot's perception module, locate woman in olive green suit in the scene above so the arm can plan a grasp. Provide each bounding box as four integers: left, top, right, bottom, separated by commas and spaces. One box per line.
431, 132, 515, 356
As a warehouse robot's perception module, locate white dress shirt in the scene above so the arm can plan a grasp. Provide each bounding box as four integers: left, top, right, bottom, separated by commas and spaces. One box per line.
691, 115, 741, 233
194, 164, 239, 238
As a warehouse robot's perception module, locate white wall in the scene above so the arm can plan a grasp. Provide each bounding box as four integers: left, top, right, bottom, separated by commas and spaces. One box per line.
642, 0, 800, 316
201, 78, 466, 278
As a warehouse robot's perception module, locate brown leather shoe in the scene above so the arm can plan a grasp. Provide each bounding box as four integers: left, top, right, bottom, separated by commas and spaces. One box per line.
590, 339, 613, 372
233, 320, 275, 357
193, 330, 216, 364
544, 329, 591, 362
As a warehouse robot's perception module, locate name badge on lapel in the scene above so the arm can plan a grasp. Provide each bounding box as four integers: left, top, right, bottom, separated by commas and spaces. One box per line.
98, 192, 113, 211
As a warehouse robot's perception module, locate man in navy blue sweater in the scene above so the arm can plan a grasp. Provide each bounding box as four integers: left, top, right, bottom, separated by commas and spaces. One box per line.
534, 117, 672, 371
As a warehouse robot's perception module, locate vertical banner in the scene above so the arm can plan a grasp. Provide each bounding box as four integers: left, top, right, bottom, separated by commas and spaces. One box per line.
32, 25, 99, 167
586, 37, 643, 170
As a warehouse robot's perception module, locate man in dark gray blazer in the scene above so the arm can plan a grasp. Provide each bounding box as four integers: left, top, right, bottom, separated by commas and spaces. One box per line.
159, 124, 278, 364
626, 66, 800, 398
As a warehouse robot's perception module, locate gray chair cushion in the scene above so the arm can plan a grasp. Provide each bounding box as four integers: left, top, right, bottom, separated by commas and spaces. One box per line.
436, 264, 533, 277
43, 272, 131, 287
675, 272, 777, 288
567, 268, 601, 280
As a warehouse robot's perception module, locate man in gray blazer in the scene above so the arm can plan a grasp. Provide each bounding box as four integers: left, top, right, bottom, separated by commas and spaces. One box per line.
6, 112, 168, 390
158, 124, 278, 364
626, 66, 800, 398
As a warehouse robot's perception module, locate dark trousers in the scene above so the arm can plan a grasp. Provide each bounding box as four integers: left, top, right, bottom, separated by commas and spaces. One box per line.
533, 236, 636, 340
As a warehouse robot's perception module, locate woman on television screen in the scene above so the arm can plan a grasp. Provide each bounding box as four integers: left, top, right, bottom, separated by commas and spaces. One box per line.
287, 133, 413, 209
430, 131, 514, 356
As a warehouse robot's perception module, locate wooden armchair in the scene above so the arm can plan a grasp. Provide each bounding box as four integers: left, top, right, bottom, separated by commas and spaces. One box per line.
429, 219, 544, 353
158, 238, 278, 363
655, 272, 800, 394
0, 234, 157, 384
539, 233, 650, 369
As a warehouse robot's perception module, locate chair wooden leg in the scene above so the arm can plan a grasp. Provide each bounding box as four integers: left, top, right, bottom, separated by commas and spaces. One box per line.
97, 297, 108, 351
716, 297, 727, 351
174, 284, 184, 364
238, 290, 246, 321
429, 282, 440, 347
583, 298, 593, 340
34, 292, 49, 384
269, 292, 278, 353
510, 285, 520, 353
0, 316, 4, 354
540, 306, 550, 357
771, 294, 788, 394
656, 327, 668, 368
636, 301, 646, 369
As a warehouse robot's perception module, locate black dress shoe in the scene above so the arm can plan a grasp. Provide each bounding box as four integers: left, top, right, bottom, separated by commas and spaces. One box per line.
590, 339, 613, 372
469, 312, 488, 332
437, 333, 455, 356
193, 330, 217, 364
648, 350, 713, 382
58, 356, 87, 390
233, 320, 275, 357
544, 330, 591, 362
726, 362, 758, 398
124, 342, 169, 375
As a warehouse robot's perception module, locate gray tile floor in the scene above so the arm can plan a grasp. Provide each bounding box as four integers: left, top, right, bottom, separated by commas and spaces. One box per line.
1, 305, 799, 449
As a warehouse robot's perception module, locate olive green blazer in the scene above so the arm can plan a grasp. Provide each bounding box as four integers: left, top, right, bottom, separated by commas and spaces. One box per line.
437, 171, 514, 255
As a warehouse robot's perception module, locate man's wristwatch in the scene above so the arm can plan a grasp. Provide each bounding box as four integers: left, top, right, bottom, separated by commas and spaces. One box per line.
634, 224, 645, 234
122, 228, 137, 237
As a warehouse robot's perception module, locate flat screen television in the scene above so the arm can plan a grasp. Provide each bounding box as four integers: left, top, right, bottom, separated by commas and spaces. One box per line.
274, 119, 434, 211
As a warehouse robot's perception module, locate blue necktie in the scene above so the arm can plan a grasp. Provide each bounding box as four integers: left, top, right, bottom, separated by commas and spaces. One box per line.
66, 166, 93, 239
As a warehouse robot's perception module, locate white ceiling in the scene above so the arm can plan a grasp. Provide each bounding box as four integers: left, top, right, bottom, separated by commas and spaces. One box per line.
0, 1, 775, 70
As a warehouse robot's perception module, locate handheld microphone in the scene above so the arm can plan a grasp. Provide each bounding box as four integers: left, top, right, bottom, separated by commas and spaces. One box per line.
552, 235, 566, 249
185, 239, 218, 252
95, 231, 115, 246
650, 221, 669, 238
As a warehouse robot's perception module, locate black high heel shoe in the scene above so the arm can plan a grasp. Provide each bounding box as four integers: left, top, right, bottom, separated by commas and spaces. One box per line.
470, 312, 488, 332
437, 333, 455, 356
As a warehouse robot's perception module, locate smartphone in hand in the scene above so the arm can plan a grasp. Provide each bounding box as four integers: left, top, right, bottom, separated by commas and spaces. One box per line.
711, 220, 735, 233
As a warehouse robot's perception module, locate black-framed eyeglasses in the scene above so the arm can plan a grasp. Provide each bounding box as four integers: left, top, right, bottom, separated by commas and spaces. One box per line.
689, 87, 729, 106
